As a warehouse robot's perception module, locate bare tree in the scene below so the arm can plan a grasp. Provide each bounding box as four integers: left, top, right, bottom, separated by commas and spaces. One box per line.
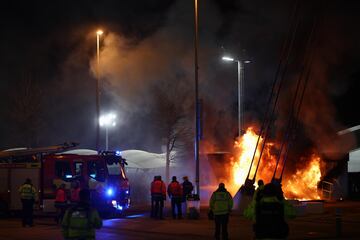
151, 79, 193, 183
8, 73, 43, 147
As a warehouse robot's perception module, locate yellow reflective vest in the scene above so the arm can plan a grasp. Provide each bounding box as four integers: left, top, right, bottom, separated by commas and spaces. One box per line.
209, 189, 233, 215
62, 203, 102, 240
18, 184, 37, 200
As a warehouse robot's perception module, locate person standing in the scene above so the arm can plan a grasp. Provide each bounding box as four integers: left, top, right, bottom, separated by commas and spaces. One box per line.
55, 183, 68, 224
181, 176, 194, 201
18, 178, 37, 227
167, 176, 183, 219
253, 179, 265, 201
209, 183, 233, 240
150, 175, 166, 219
181, 176, 194, 217
70, 180, 81, 206
251, 183, 295, 239
62, 189, 102, 240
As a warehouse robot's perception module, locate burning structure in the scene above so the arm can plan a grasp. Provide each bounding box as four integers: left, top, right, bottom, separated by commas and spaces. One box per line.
208, 127, 322, 200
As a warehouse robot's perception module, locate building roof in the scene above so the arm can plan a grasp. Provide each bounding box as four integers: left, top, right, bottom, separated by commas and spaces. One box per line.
349, 147, 360, 172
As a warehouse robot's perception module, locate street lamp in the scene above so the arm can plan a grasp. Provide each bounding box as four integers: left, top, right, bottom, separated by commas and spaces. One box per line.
96, 29, 103, 151
222, 55, 251, 137
194, 0, 200, 197
99, 113, 117, 151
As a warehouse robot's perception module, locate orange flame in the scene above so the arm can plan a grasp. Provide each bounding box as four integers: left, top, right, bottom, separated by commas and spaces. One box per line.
228, 127, 322, 199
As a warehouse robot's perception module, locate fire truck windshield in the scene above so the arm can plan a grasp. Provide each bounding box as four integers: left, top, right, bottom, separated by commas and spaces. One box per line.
106, 162, 126, 179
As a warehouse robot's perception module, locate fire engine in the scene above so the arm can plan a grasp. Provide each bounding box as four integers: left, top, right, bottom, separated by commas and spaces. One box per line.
0, 143, 130, 215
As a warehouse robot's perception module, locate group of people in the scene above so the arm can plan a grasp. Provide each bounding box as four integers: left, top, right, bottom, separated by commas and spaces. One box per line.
18, 176, 294, 240
54, 181, 81, 224
150, 175, 194, 219
18, 178, 102, 240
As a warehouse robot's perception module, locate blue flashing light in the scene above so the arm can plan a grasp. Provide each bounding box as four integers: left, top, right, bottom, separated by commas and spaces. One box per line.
117, 205, 123, 211
106, 188, 114, 196
90, 174, 96, 178
65, 174, 73, 179
115, 150, 121, 156
125, 190, 129, 194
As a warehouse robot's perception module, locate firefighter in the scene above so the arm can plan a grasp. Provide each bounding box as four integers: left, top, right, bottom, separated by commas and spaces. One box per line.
167, 176, 183, 219
150, 175, 166, 219
55, 183, 68, 224
70, 180, 81, 206
62, 188, 102, 240
18, 178, 37, 227
209, 183, 233, 240
249, 183, 296, 239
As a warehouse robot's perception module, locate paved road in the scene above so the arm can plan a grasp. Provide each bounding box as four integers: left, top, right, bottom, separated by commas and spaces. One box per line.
1, 201, 360, 240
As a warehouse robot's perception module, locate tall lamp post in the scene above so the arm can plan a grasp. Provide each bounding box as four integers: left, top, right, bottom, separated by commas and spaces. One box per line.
222, 56, 250, 137
96, 29, 103, 151
99, 113, 117, 151
194, 0, 200, 197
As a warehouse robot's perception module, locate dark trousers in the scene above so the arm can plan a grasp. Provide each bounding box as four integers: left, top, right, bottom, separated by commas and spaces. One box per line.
21, 199, 34, 227
54, 202, 67, 224
171, 197, 182, 219
151, 195, 164, 219
214, 214, 229, 240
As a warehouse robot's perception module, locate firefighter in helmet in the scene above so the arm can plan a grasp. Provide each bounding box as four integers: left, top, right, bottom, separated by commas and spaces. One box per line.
18, 178, 37, 227
62, 188, 102, 240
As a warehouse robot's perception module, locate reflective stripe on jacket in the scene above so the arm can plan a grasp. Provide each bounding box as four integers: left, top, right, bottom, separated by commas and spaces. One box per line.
18, 184, 37, 200
244, 196, 296, 221
151, 180, 166, 196
167, 181, 183, 198
62, 204, 102, 240
209, 189, 233, 215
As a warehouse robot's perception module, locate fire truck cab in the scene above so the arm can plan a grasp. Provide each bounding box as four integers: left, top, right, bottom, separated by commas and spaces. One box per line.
0, 144, 130, 216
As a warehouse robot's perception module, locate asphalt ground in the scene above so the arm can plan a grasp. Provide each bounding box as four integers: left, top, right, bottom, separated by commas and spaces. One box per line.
1, 201, 360, 240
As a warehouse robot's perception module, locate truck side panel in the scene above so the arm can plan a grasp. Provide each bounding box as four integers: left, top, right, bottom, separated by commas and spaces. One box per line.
0, 169, 9, 208
10, 169, 40, 210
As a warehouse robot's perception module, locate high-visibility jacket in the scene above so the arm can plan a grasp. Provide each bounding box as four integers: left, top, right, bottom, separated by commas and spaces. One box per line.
70, 187, 80, 202
55, 188, 67, 203
252, 196, 296, 239
62, 203, 102, 240
18, 184, 37, 200
167, 181, 183, 198
151, 180, 166, 197
253, 185, 265, 201
209, 188, 233, 215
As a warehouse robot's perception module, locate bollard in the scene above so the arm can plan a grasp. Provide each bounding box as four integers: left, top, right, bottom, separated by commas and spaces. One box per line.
335, 208, 342, 238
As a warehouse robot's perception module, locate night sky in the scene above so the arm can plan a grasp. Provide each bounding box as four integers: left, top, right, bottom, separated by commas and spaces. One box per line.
0, 0, 359, 158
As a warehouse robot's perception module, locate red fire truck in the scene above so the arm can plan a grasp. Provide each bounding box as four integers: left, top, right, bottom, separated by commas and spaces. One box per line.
0, 143, 130, 215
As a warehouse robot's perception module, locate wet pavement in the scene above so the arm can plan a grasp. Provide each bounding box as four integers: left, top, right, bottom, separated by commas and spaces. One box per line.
1, 201, 360, 240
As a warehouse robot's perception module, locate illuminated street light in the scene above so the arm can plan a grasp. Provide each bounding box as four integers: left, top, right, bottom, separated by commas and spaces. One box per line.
99, 113, 117, 151
95, 29, 103, 151
222, 55, 251, 137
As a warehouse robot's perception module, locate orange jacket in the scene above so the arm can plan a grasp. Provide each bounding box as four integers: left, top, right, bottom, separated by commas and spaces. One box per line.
168, 181, 183, 197
55, 188, 67, 202
70, 187, 80, 202
151, 180, 166, 196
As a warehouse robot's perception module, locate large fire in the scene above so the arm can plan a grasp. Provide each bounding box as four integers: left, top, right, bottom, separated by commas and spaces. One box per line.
228, 127, 322, 200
